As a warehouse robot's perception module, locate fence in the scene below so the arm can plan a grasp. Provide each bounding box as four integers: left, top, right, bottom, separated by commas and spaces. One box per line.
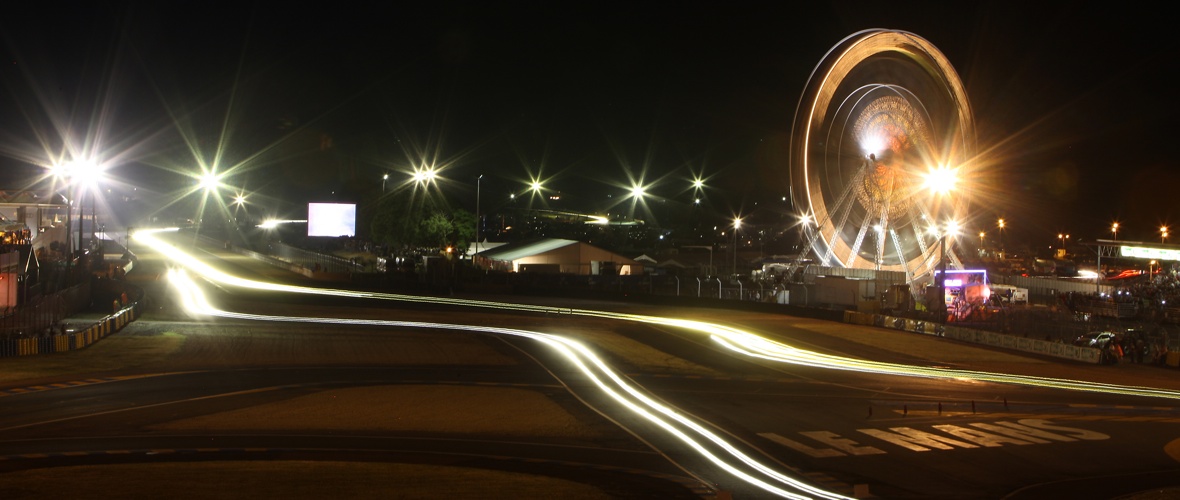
270, 242, 365, 274
0, 303, 139, 357
0, 283, 90, 339
0, 281, 141, 358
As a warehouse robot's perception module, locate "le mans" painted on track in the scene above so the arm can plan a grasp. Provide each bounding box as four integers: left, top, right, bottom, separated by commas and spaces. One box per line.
759, 419, 1109, 457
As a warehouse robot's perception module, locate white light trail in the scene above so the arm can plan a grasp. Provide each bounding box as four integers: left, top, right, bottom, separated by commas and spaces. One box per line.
135, 227, 1180, 497
164, 267, 846, 500
135, 228, 1180, 402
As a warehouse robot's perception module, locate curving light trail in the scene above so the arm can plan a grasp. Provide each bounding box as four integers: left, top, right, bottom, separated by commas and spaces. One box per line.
165, 267, 846, 500
136, 228, 1180, 498
135, 228, 1180, 402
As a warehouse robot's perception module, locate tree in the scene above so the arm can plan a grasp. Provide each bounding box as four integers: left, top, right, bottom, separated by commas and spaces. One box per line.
450, 209, 475, 253
420, 212, 453, 249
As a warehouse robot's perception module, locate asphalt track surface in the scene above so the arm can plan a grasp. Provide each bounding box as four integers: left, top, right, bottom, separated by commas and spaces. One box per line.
4, 235, 1180, 499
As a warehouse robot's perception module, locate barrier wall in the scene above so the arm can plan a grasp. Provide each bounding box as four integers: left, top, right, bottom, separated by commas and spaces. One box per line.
843, 311, 1103, 364
0, 304, 139, 358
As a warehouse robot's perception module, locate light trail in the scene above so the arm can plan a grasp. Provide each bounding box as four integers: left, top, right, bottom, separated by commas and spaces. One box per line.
134, 228, 1180, 402
165, 267, 847, 500
135, 227, 1180, 498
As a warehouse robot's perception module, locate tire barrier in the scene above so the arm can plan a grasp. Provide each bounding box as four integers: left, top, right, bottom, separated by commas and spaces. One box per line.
0, 304, 140, 358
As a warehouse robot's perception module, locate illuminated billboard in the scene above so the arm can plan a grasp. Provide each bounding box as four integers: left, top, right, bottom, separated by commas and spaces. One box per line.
307, 203, 356, 237
1121, 245, 1180, 261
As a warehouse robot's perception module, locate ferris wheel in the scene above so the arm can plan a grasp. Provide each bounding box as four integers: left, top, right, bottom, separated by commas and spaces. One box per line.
789, 29, 976, 285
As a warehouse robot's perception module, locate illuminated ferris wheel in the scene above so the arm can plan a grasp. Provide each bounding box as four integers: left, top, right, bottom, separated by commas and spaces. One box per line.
789, 29, 976, 284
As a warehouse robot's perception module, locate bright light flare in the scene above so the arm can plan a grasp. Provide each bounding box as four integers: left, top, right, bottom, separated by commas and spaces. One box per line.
50, 159, 106, 189
199, 172, 223, 192
860, 135, 885, 155
412, 167, 438, 184
922, 164, 958, 195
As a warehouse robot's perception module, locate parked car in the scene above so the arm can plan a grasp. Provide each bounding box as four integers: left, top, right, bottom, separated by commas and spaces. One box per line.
1073, 331, 1115, 348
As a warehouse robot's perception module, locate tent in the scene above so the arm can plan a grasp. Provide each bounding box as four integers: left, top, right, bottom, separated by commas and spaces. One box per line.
477, 238, 642, 275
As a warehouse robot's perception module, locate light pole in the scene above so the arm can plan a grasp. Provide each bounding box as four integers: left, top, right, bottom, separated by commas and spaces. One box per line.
77, 187, 86, 256
922, 163, 958, 322
939, 229, 947, 320
1111, 222, 1119, 241
732, 217, 742, 277
1058, 233, 1069, 254
382, 173, 389, 193
997, 218, 1006, 258
935, 220, 960, 323
475, 174, 483, 264
979, 231, 985, 254
1162, 225, 1170, 243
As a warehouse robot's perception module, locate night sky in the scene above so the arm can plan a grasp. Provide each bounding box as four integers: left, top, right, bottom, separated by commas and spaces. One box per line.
2, 2, 1178, 245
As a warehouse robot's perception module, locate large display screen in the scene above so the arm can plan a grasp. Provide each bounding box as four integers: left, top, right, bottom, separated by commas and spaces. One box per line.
307, 203, 356, 237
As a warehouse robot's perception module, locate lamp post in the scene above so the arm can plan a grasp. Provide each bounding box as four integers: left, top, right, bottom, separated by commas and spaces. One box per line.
732, 217, 742, 277
997, 218, 1006, 258
382, 173, 389, 193
475, 174, 483, 264
1162, 226, 1169, 243
922, 163, 958, 323
939, 228, 947, 321
1111, 222, 1119, 241
77, 188, 86, 256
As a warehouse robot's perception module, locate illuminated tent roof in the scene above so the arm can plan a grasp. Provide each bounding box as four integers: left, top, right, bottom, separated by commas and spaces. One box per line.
479, 238, 583, 261
478, 238, 642, 275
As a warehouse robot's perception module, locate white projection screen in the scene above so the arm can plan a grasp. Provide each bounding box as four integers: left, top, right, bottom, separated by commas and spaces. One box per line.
307, 203, 356, 237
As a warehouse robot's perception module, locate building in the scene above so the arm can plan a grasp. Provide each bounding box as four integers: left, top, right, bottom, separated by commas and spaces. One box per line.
0, 190, 70, 253
476, 238, 643, 275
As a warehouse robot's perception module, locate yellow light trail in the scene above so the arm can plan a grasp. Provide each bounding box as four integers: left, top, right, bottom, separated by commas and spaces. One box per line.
136, 227, 1180, 498
164, 267, 847, 500
134, 228, 1180, 403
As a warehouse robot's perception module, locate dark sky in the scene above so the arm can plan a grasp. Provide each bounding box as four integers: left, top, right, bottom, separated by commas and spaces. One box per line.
2, 1, 1178, 244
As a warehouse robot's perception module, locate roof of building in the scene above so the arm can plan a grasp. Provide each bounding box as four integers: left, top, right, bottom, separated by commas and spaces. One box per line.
480, 238, 581, 261
480, 238, 638, 264
0, 190, 66, 207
